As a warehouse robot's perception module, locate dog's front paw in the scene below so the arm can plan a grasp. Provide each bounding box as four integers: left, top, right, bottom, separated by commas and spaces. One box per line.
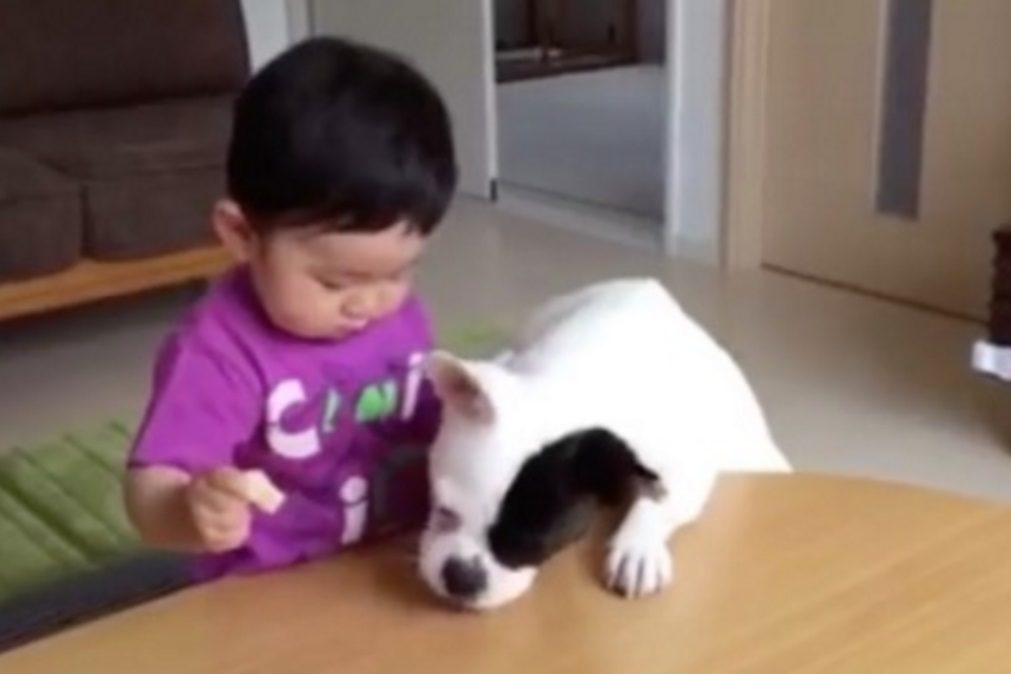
605, 534, 673, 599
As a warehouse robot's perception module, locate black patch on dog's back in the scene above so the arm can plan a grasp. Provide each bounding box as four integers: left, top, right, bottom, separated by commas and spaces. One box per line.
487, 428, 659, 570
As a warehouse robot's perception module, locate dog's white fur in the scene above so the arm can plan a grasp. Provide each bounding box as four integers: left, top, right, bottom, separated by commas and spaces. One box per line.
419, 279, 790, 609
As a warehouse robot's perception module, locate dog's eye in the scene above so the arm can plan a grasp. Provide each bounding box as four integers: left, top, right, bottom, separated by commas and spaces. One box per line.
431, 506, 462, 533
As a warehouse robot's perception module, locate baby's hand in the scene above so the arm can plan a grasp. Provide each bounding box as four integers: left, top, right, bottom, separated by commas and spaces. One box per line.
185, 468, 254, 553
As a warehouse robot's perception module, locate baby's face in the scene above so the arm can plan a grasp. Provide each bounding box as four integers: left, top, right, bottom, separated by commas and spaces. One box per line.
250, 220, 426, 340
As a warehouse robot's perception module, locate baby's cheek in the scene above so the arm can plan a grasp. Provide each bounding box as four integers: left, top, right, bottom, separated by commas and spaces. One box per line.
284, 291, 314, 322
382, 283, 411, 314
270, 276, 307, 312
280, 289, 330, 335
303, 286, 336, 317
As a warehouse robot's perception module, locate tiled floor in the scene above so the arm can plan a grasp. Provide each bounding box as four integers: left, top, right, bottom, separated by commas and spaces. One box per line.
2, 199, 1011, 503
498, 65, 666, 219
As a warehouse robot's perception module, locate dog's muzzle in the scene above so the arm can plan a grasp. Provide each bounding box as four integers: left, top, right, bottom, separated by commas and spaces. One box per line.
441, 556, 488, 602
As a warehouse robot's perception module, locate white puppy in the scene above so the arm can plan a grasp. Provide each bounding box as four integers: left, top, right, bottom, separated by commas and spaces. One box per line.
419, 279, 789, 610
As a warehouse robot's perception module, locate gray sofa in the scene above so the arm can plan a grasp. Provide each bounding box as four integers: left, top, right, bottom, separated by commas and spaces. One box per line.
0, 0, 248, 307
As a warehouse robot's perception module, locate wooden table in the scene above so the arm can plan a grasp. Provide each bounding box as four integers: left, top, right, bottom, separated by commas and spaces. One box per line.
4, 475, 1011, 673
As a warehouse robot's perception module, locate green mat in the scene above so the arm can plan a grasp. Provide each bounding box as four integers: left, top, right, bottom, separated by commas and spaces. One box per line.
0, 422, 142, 604
0, 323, 510, 606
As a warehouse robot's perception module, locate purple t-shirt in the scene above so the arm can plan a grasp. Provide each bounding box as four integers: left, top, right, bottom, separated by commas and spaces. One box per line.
130, 268, 440, 580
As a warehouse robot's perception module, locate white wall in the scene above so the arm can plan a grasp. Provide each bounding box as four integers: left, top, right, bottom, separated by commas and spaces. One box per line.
240, 0, 294, 70
308, 1, 495, 199
664, 0, 725, 261
285, 0, 311, 43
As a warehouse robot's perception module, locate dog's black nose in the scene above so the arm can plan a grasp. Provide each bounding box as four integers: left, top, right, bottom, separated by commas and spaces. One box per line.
442, 557, 487, 600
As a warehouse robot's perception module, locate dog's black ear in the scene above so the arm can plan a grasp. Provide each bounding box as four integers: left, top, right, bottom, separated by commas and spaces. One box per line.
568, 428, 661, 506
488, 432, 595, 570
488, 428, 661, 570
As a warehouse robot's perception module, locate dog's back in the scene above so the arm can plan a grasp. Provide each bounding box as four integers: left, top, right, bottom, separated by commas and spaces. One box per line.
502, 278, 789, 476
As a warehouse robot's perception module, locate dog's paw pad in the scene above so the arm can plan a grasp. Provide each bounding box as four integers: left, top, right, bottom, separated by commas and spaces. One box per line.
605, 537, 673, 599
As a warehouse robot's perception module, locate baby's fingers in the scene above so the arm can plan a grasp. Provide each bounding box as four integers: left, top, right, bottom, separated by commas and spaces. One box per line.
203, 468, 285, 514
202, 518, 250, 552
190, 478, 247, 516
203, 467, 254, 502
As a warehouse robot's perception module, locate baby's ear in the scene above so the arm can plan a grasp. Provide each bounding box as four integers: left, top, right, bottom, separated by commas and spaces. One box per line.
425, 351, 495, 423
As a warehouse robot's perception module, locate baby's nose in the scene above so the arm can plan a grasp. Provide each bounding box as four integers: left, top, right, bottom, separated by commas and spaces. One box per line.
441, 556, 487, 601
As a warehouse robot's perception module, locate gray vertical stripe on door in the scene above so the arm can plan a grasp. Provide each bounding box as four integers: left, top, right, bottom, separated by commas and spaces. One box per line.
876, 0, 934, 219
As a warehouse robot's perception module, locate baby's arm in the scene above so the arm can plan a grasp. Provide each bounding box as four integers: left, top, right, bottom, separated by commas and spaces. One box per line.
127, 336, 275, 553
125, 465, 258, 553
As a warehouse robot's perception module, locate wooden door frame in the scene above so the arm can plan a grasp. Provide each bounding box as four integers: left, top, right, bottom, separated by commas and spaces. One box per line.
723, 0, 772, 270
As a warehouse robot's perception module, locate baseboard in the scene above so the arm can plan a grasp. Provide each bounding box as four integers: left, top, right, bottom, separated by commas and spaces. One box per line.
494, 183, 722, 267
666, 232, 720, 265
495, 183, 662, 251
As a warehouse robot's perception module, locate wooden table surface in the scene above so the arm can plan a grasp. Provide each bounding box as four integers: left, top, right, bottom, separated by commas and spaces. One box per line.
4, 474, 1011, 673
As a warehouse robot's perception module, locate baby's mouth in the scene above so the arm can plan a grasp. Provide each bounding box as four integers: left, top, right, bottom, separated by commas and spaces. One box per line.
334, 319, 368, 335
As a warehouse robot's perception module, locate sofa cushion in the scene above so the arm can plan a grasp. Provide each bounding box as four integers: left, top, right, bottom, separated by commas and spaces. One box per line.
0, 96, 234, 180
82, 169, 222, 261
0, 149, 75, 202
0, 0, 248, 115
0, 98, 232, 260
0, 148, 82, 281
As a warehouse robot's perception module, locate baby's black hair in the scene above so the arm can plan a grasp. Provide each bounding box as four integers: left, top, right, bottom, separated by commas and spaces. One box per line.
227, 37, 458, 236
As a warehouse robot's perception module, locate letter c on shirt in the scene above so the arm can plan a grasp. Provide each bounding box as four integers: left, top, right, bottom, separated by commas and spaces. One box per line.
266, 379, 321, 459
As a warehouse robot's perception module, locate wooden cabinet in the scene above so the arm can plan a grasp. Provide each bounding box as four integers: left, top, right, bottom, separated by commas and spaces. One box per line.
496, 0, 640, 81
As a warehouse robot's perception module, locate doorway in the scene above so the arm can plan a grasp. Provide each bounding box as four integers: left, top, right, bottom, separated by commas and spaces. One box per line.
494, 0, 667, 242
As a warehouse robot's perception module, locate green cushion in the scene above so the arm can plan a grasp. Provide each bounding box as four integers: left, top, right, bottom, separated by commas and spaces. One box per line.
0, 423, 140, 603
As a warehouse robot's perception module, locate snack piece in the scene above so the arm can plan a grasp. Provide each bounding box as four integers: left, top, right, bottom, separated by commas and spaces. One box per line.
243, 470, 286, 514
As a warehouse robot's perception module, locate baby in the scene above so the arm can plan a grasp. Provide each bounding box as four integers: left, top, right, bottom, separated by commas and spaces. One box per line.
125, 37, 456, 580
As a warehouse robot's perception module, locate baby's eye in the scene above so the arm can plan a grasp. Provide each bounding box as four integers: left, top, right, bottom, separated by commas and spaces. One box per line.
318, 278, 345, 292
431, 506, 462, 533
